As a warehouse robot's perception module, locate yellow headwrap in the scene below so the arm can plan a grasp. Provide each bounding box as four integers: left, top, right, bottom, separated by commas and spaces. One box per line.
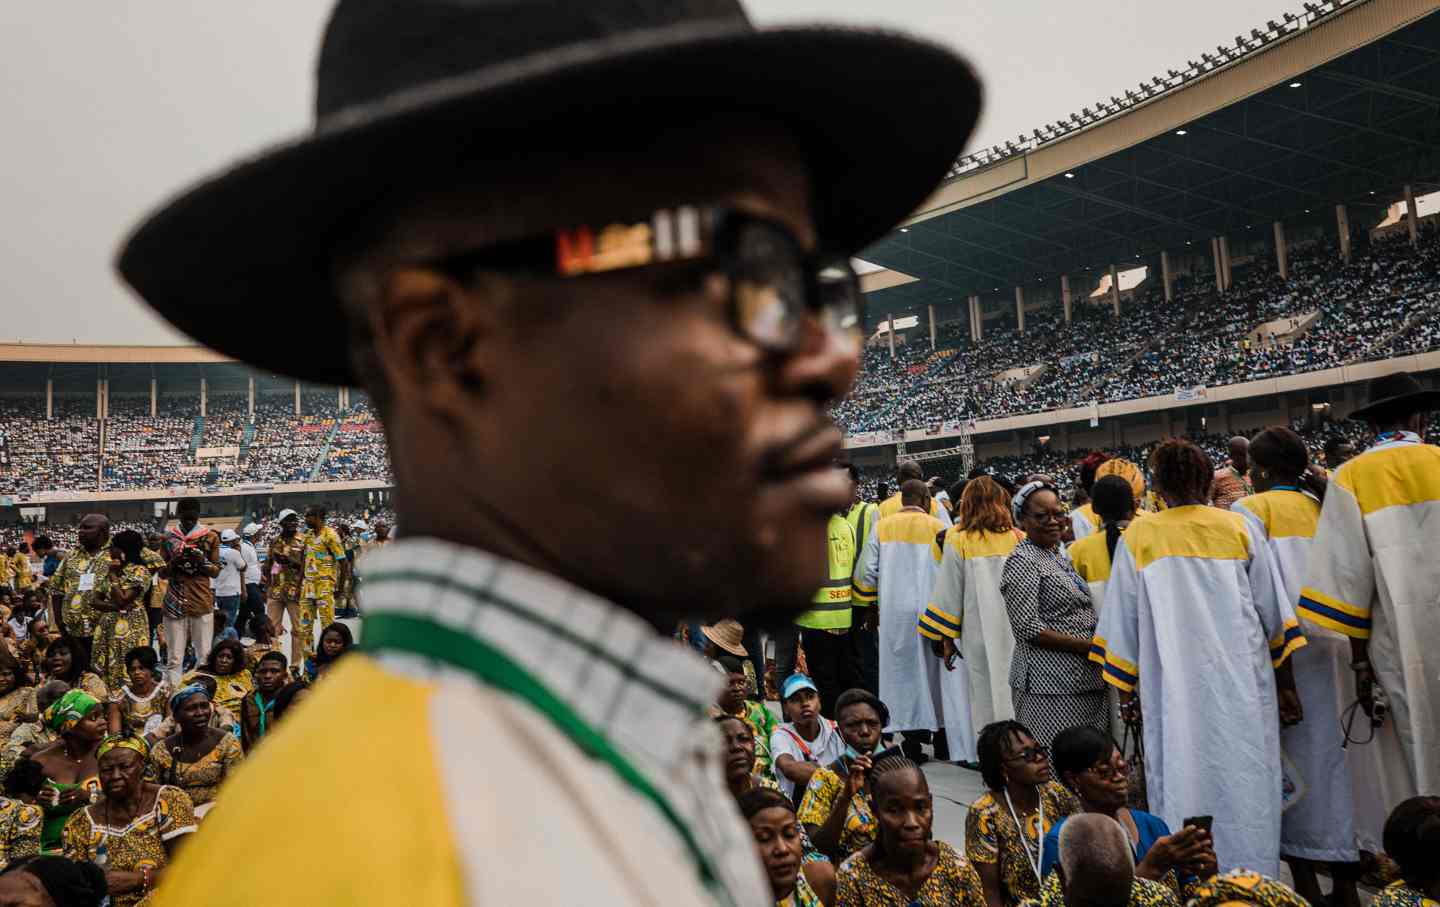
96, 734, 150, 761
1096, 458, 1145, 504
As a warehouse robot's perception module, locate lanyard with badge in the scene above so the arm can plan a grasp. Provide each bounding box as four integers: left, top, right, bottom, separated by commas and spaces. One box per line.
1004, 788, 1046, 890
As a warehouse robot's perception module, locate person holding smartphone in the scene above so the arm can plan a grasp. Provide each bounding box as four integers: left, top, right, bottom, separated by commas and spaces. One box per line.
798, 688, 888, 862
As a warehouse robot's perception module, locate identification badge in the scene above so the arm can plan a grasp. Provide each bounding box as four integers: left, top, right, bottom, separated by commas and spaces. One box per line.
77, 573, 96, 592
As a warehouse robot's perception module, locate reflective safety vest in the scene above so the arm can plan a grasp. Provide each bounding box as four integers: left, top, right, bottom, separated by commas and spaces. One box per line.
796, 514, 856, 630
845, 501, 877, 606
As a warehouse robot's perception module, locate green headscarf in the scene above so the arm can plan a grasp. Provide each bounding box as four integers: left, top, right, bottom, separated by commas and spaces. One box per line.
43, 689, 100, 733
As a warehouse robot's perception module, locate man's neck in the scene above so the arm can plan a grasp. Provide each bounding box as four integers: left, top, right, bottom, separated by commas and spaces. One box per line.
179, 520, 197, 533
794, 717, 820, 739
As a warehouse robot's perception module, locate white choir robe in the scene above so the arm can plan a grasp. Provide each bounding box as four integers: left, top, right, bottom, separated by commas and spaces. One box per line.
1299, 433, 1440, 849
854, 509, 947, 734
919, 527, 1019, 745
1233, 490, 1359, 862
1070, 503, 1097, 542
1091, 505, 1304, 879
1067, 528, 1129, 752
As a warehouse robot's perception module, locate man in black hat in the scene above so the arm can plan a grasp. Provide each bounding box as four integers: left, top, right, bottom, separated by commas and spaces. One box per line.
117, 1, 980, 904
1300, 370, 1440, 844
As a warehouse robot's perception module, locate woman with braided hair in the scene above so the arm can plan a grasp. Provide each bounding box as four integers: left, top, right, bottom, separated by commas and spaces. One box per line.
1091, 439, 1305, 879
836, 753, 985, 906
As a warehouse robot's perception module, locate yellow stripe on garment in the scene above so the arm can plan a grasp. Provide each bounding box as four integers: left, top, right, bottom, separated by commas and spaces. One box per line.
876, 511, 946, 545
1124, 506, 1250, 571
1297, 585, 1371, 639
945, 527, 1019, 560
1088, 637, 1138, 692
1267, 620, 1308, 667
152, 656, 467, 907
917, 605, 960, 640
1067, 532, 1112, 583
1235, 491, 1319, 540
1334, 444, 1440, 515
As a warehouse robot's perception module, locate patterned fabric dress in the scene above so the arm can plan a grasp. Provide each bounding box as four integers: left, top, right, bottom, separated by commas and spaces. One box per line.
110, 681, 172, 739
148, 734, 244, 811
797, 759, 877, 859
965, 782, 1080, 907
1032, 871, 1178, 907
778, 869, 825, 907
1184, 869, 1309, 907
0, 687, 37, 742
0, 796, 42, 869
1372, 882, 1439, 907
92, 563, 153, 691
836, 840, 986, 907
1000, 539, 1105, 748
61, 785, 197, 907
711, 700, 778, 772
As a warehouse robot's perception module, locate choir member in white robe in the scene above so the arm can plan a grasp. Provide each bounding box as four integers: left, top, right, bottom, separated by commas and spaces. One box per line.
1091, 439, 1305, 880
1233, 426, 1360, 907
853, 479, 947, 740
1299, 375, 1440, 849
918, 476, 1018, 760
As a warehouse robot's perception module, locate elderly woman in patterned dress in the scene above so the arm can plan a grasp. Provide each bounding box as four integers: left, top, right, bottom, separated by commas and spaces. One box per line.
90, 531, 153, 693
1001, 483, 1105, 749
62, 735, 196, 906
0, 649, 36, 742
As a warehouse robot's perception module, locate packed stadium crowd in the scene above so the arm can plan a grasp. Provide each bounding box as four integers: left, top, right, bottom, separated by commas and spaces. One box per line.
833, 228, 1440, 436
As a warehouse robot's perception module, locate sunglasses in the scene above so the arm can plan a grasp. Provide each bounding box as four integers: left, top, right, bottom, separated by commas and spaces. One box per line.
1004, 745, 1050, 764
1085, 758, 1130, 781
421, 205, 863, 355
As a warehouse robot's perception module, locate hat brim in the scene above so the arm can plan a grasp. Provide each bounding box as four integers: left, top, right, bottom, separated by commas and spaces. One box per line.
700, 626, 748, 657
1347, 389, 1440, 422
117, 23, 981, 385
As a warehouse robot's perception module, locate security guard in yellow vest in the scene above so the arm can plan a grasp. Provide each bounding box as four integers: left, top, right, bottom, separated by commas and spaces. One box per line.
795, 510, 856, 718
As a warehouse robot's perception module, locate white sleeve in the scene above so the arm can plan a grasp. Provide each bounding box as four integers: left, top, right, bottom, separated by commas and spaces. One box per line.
1091, 537, 1140, 693
1243, 517, 1304, 667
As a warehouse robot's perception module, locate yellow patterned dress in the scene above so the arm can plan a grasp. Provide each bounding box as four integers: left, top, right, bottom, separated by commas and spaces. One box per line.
1372, 882, 1439, 907
181, 669, 253, 721
1033, 871, 1179, 907
148, 734, 243, 811
0, 687, 37, 742
92, 564, 153, 691
109, 681, 171, 739
299, 526, 346, 655
0, 796, 42, 869
965, 782, 1080, 907
797, 760, 877, 858
1184, 870, 1310, 907
61, 785, 196, 907
836, 840, 986, 907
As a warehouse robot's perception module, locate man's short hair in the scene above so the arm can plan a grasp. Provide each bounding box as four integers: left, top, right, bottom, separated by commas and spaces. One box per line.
900, 478, 929, 508
1058, 814, 1135, 907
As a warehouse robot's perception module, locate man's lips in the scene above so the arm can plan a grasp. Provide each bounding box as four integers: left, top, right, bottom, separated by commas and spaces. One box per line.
759, 423, 844, 480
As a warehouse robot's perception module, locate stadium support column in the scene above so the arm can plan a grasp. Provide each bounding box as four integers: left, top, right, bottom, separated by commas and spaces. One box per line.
1273, 222, 1288, 279
1405, 184, 1419, 247
1211, 238, 1224, 293
928, 304, 937, 350
1160, 251, 1173, 303
887, 312, 896, 359
1336, 204, 1352, 263
149, 378, 157, 417
1015, 287, 1026, 332
294, 380, 301, 416
45, 379, 52, 420
1108, 265, 1120, 316
247, 377, 254, 419
1061, 276, 1072, 323
972, 296, 984, 341
200, 376, 207, 418
1219, 237, 1232, 291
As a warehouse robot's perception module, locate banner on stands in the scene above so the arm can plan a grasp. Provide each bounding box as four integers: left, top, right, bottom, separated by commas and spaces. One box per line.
1175, 385, 1208, 402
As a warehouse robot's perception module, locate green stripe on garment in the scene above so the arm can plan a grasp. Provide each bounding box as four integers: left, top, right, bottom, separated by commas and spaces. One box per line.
360, 569, 707, 714
363, 611, 733, 907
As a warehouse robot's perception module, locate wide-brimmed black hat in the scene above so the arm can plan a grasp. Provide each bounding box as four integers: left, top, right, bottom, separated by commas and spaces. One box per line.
116, 0, 983, 386
1349, 371, 1440, 422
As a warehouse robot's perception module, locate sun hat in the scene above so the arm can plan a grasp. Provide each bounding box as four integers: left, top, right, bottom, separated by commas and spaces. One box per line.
781, 674, 819, 701
219, 529, 240, 542
1348, 371, 1440, 423
275, 509, 299, 524
700, 619, 748, 657
115, 0, 982, 386
241, 523, 262, 537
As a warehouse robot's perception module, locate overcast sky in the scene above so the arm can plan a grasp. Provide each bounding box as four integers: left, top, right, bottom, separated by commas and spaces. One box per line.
0, 0, 1304, 346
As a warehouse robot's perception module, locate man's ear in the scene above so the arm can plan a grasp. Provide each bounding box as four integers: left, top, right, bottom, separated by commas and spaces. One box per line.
364, 267, 495, 423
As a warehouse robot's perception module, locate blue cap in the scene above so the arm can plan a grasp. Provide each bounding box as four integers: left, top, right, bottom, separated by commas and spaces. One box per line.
781, 674, 819, 701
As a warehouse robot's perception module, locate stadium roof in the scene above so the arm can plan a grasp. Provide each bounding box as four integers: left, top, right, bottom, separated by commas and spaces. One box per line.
861, 0, 1440, 322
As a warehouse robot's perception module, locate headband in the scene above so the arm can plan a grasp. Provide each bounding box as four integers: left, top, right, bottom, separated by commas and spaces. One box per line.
1011, 481, 1058, 522
169, 682, 211, 715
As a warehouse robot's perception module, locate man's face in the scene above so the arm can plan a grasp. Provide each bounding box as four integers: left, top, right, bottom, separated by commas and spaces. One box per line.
76, 515, 108, 551
365, 119, 858, 624
281, 515, 300, 534
305, 512, 323, 530
177, 502, 200, 526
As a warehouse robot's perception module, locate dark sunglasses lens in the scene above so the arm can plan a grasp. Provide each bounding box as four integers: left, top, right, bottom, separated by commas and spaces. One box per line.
732, 221, 805, 348
816, 259, 863, 351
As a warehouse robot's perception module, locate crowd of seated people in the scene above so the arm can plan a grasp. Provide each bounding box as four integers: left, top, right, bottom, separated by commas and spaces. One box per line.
832, 228, 1440, 438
